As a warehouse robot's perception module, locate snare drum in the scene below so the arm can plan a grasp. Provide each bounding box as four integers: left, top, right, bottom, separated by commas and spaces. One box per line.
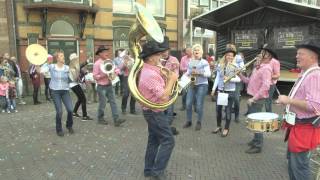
246, 112, 279, 132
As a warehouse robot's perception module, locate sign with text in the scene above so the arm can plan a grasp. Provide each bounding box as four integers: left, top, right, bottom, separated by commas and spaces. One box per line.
233, 30, 260, 49
274, 26, 308, 49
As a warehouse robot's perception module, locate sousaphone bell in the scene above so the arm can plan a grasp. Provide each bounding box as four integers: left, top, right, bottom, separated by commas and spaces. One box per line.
25, 44, 48, 65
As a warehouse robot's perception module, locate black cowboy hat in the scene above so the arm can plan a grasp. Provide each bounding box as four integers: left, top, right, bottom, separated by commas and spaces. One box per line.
95, 45, 109, 55
158, 36, 170, 51
260, 44, 278, 59
295, 39, 320, 56
224, 44, 237, 56
139, 40, 167, 59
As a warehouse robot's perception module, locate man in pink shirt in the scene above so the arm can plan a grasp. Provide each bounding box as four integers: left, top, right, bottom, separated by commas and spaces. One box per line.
265, 55, 280, 112
239, 44, 273, 154
138, 40, 178, 179
93, 46, 126, 126
277, 39, 320, 180
179, 47, 192, 110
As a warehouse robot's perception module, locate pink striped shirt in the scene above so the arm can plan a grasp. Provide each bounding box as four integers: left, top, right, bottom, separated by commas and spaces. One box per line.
180, 55, 191, 73
93, 58, 110, 85
138, 63, 166, 112
270, 58, 281, 85
163, 55, 179, 75
289, 66, 320, 118
240, 63, 272, 101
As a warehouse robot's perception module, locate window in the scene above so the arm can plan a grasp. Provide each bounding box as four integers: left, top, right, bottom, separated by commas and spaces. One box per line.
50, 20, 75, 36
113, 0, 135, 14
146, 0, 165, 17
211, 0, 218, 9
113, 27, 130, 50
52, 0, 83, 3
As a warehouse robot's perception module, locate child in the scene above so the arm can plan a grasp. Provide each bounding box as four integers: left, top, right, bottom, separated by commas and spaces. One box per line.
0, 76, 9, 113
7, 80, 17, 113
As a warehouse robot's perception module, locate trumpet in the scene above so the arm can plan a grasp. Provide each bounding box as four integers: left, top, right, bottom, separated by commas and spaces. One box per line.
223, 57, 258, 83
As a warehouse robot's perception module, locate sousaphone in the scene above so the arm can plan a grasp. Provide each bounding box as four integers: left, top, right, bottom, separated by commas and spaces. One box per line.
25, 44, 48, 65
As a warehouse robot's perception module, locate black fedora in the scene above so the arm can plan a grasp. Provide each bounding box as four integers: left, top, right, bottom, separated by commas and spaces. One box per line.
95, 45, 109, 55
139, 40, 167, 59
260, 44, 278, 59
295, 39, 320, 56
158, 36, 170, 51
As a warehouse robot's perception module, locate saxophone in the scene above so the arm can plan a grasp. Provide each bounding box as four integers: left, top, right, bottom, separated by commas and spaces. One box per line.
127, 3, 179, 110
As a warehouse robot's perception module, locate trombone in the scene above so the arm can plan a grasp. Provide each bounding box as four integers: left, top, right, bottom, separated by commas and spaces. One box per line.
223, 56, 259, 83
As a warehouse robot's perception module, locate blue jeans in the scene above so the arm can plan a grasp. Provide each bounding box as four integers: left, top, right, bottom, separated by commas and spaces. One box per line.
248, 99, 266, 148
97, 84, 119, 122
0, 96, 6, 110
181, 89, 187, 109
51, 90, 73, 132
165, 104, 174, 125
7, 98, 16, 111
287, 151, 311, 180
265, 84, 276, 112
186, 84, 208, 123
143, 110, 175, 177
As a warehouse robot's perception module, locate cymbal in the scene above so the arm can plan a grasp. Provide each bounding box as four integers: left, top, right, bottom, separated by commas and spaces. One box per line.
25, 44, 48, 65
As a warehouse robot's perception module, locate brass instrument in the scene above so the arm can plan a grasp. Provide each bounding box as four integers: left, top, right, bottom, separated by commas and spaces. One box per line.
127, 3, 179, 110
25, 44, 48, 65
223, 57, 258, 83
100, 60, 119, 85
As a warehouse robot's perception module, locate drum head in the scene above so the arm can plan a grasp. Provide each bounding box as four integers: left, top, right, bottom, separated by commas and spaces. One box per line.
247, 112, 279, 122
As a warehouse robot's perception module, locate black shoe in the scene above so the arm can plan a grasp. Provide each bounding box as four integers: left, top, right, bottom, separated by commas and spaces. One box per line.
173, 112, 177, 116
98, 120, 108, 125
56, 131, 64, 137
114, 118, 126, 127
245, 146, 262, 154
247, 140, 256, 146
73, 112, 81, 117
67, 127, 74, 134
171, 126, 179, 135
122, 110, 127, 115
235, 118, 240, 123
82, 116, 93, 121
183, 121, 192, 128
34, 101, 41, 105
195, 122, 201, 131
130, 111, 137, 115
211, 127, 222, 134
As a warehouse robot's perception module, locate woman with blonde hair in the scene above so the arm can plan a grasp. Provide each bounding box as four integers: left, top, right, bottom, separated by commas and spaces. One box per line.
183, 44, 211, 131
69, 53, 92, 121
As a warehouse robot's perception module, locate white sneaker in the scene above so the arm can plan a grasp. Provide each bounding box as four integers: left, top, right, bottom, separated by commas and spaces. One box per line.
7, 110, 11, 114
15, 110, 18, 113
1, 110, 5, 113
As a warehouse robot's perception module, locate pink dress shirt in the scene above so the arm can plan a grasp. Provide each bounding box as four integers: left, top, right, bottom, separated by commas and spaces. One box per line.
163, 55, 179, 75
289, 67, 320, 119
138, 63, 166, 112
93, 58, 110, 85
240, 63, 272, 101
180, 55, 191, 73
270, 58, 280, 85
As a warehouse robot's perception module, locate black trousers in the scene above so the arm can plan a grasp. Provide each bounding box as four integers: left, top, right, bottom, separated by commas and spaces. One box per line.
121, 76, 136, 112
71, 84, 87, 117
216, 91, 236, 129
33, 85, 39, 103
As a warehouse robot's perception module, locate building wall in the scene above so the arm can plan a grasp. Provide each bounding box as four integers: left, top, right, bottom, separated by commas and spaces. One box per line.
0, 0, 10, 54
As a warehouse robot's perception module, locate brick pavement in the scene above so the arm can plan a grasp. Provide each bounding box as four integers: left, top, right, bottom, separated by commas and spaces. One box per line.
0, 94, 294, 180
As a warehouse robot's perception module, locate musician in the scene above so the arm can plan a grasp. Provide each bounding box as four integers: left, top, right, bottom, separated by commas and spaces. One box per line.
239, 45, 273, 154
119, 52, 136, 114
69, 53, 92, 121
41, 50, 74, 136
93, 46, 126, 126
41, 54, 53, 101
29, 64, 41, 105
138, 40, 178, 179
233, 52, 245, 122
211, 45, 240, 137
183, 44, 211, 131
159, 36, 180, 125
277, 39, 320, 180
113, 49, 125, 96
265, 52, 280, 112
179, 47, 192, 111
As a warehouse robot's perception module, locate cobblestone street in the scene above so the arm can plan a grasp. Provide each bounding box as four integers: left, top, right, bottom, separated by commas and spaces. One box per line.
0, 95, 291, 180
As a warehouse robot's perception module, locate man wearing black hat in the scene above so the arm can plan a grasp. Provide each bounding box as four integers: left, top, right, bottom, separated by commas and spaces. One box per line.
277, 39, 320, 180
93, 46, 126, 126
138, 40, 178, 180
239, 45, 273, 154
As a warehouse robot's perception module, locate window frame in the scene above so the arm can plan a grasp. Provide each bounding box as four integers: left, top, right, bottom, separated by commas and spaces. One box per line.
52, 0, 84, 3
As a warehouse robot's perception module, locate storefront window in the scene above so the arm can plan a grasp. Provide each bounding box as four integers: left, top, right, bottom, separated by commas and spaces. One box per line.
113, 0, 135, 14
113, 27, 130, 50
50, 20, 74, 36
146, 0, 165, 17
